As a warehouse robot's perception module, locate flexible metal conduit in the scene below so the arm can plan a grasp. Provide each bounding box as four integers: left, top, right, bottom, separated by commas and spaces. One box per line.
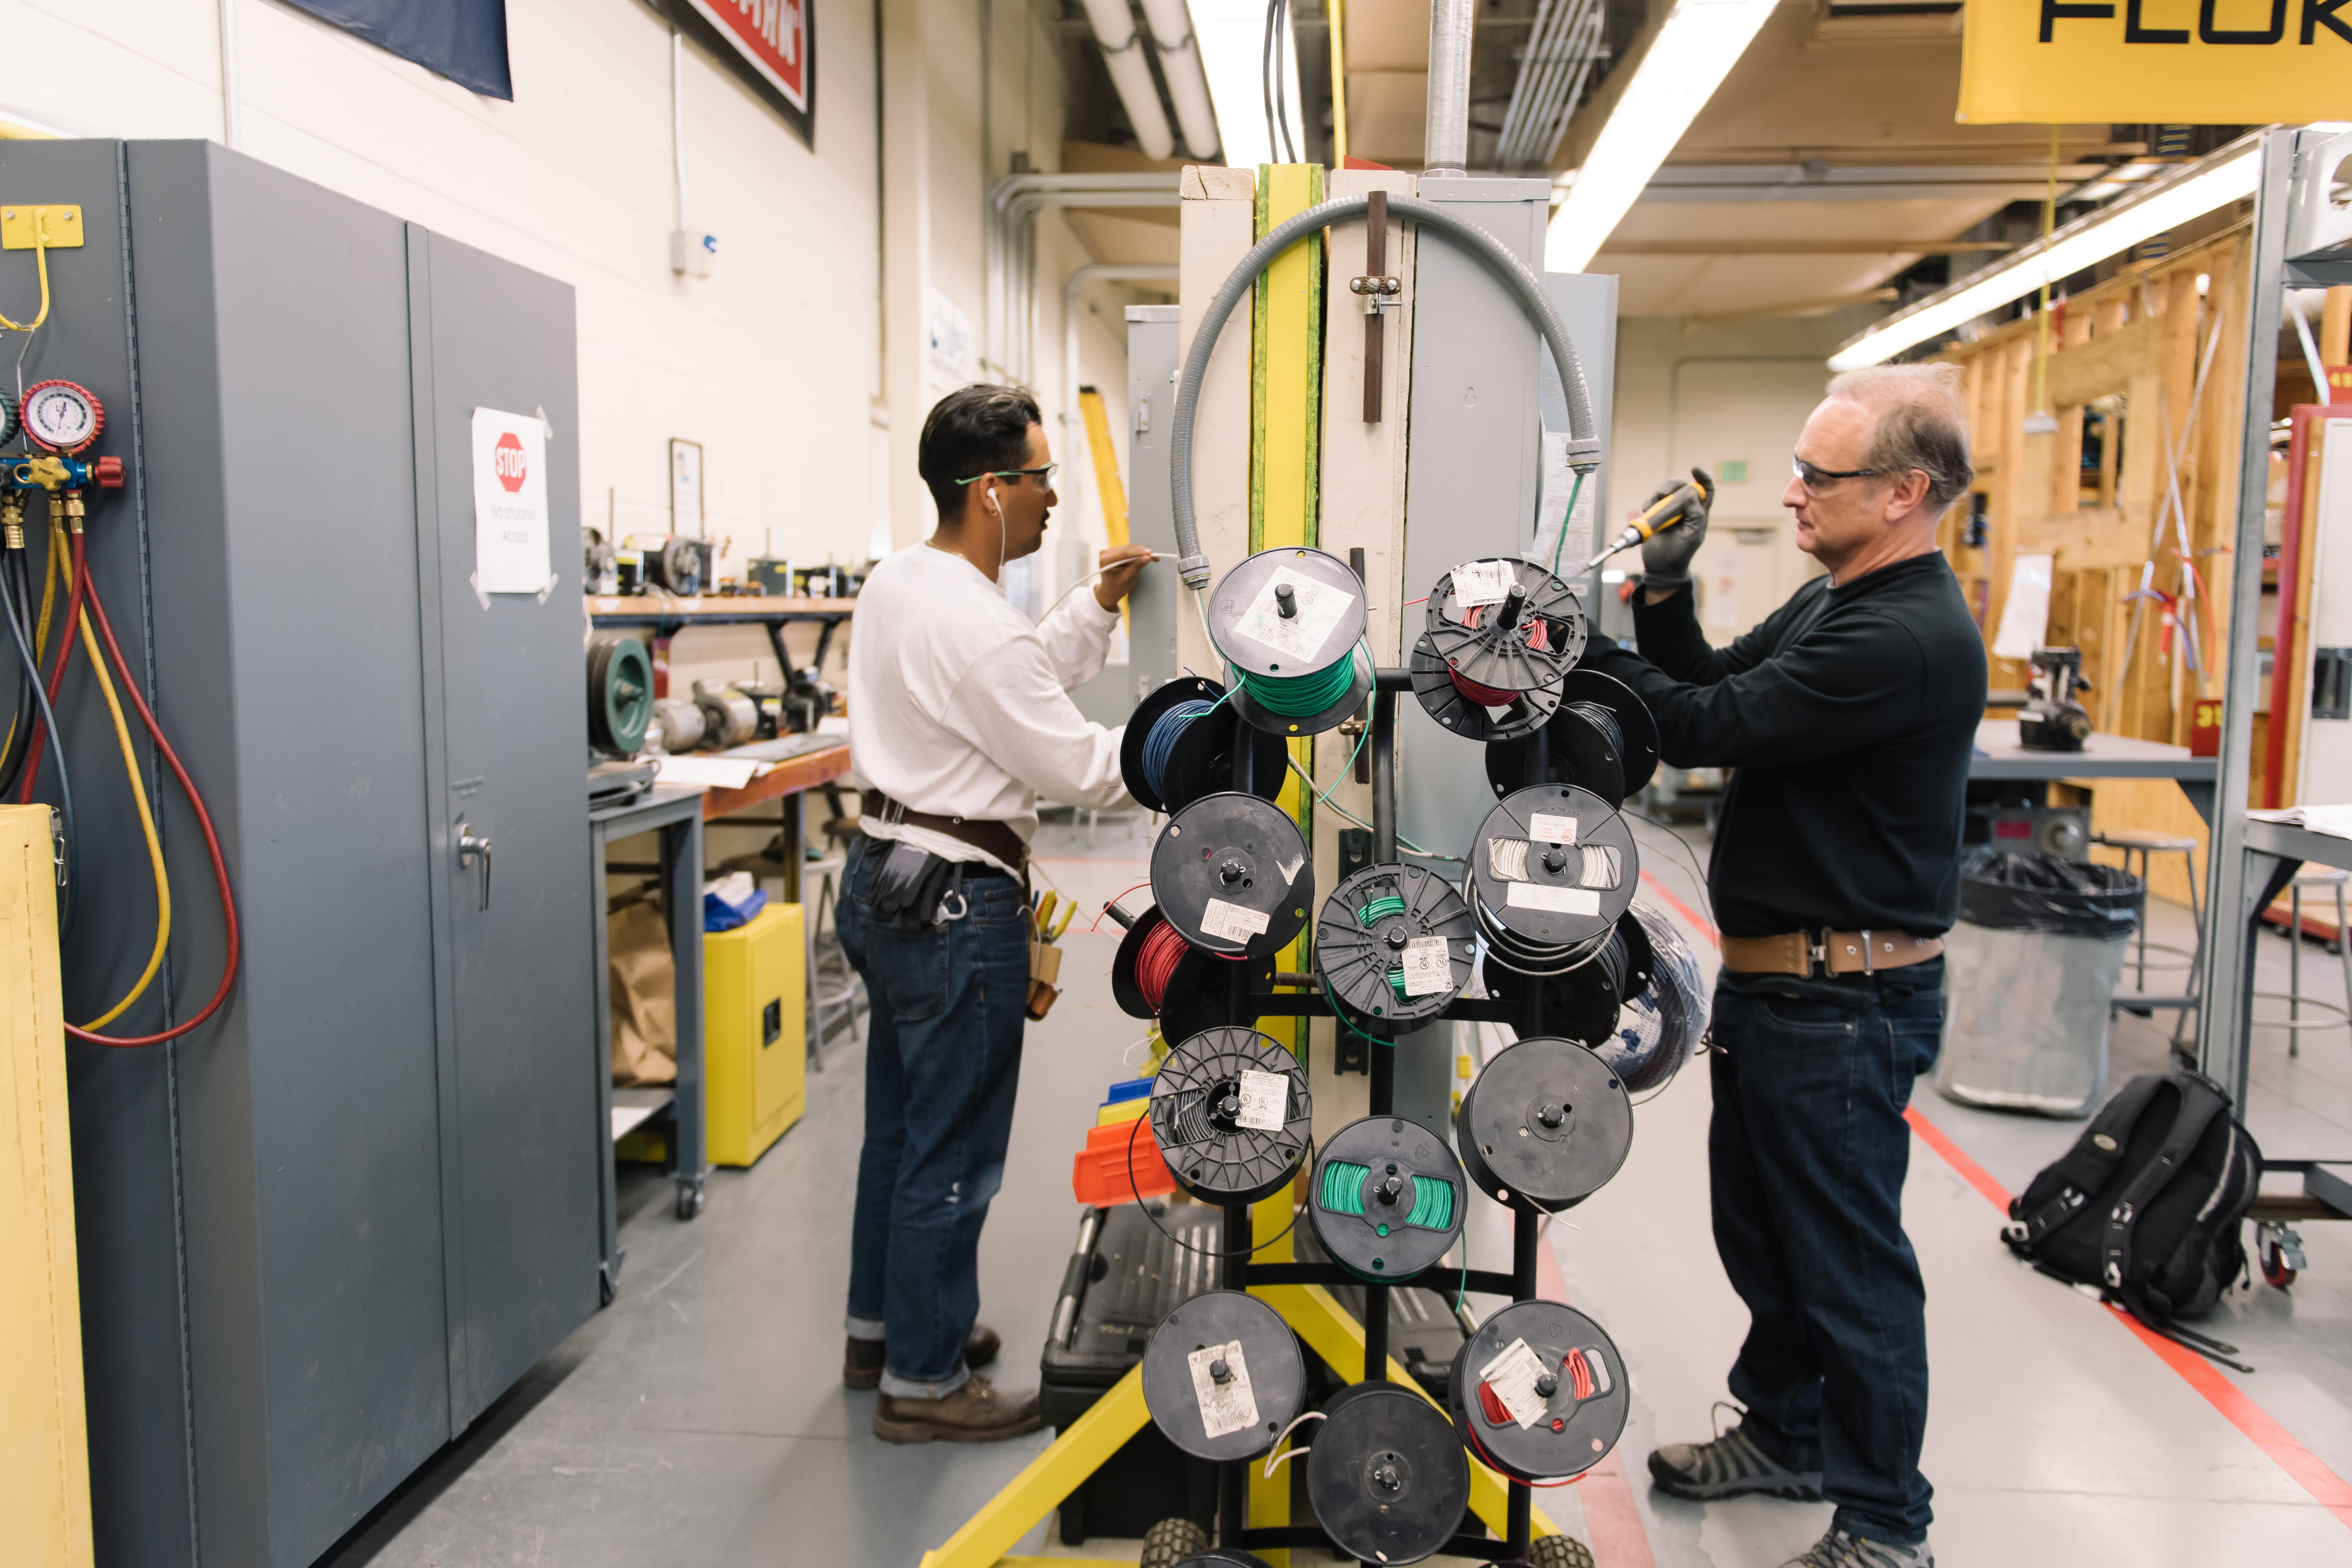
1424, 0, 1476, 176
1167, 194, 1601, 589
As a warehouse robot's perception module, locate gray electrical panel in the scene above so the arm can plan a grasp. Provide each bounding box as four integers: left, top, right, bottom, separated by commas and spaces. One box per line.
1124, 303, 1183, 698
2, 139, 599, 1568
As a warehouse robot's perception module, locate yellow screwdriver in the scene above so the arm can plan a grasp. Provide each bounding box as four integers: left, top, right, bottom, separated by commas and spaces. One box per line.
1583, 470, 1714, 573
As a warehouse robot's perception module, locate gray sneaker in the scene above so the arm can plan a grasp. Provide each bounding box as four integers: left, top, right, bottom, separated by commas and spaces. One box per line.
1783, 1528, 1933, 1568
1647, 1425, 1824, 1502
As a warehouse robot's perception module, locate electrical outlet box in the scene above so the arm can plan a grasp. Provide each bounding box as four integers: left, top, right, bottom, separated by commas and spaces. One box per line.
669, 228, 718, 278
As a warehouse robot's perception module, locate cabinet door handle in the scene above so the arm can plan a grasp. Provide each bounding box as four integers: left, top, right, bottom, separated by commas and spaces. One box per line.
456, 821, 493, 912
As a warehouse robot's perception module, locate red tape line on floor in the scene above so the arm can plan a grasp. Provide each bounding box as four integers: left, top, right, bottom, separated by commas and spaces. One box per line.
1538, 1220, 1660, 1568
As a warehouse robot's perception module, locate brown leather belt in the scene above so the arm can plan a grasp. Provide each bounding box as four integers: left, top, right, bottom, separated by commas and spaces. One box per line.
1719, 929, 1943, 979
860, 789, 1027, 872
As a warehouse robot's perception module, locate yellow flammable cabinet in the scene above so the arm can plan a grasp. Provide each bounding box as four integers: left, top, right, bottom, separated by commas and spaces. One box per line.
705, 902, 805, 1166
1, 803, 94, 1565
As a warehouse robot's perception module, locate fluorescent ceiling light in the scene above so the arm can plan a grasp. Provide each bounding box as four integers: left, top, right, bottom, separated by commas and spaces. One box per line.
1191, 0, 1303, 170
1545, 0, 1779, 274
1828, 134, 2263, 372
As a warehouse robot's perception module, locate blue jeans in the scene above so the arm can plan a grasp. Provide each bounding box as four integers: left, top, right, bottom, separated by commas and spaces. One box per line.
1708, 979, 1944, 1546
837, 835, 1031, 1398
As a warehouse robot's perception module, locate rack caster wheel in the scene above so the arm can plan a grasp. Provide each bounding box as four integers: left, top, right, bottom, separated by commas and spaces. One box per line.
676, 1178, 707, 1220
1138, 1516, 1210, 1568
2258, 1222, 2304, 1288
2263, 1243, 2296, 1289
1527, 1534, 1597, 1568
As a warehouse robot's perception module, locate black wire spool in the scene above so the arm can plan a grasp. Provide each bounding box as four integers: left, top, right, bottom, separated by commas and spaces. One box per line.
1149, 1028, 1314, 1204
1468, 785, 1640, 977
1479, 908, 1656, 1048
1206, 546, 1374, 737
1408, 559, 1587, 743
1305, 1381, 1472, 1566
1314, 863, 1477, 1030
1455, 1036, 1632, 1214
1140, 1289, 1308, 1462
1484, 668, 1661, 807
586, 632, 654, 756
1150, 792, 1314, 960
1309, 1117, 1468, 1282
1120, 675, 1287, 814
1445, 1300, 1629, 1484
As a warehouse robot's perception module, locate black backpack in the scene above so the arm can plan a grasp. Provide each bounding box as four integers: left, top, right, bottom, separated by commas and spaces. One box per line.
2002, 1071, 2261, 1329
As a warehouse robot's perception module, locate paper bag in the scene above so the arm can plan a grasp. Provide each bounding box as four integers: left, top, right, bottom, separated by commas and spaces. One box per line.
610, 900, 678, 1085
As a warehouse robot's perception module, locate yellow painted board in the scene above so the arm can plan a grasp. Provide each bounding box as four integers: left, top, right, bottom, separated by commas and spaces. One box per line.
1255, 1282, 1562, 1544
1078, 388, 1129, 550
1, 804, 94, 1568
704, 903, 804, 1167
917, 1366, 1152, 1568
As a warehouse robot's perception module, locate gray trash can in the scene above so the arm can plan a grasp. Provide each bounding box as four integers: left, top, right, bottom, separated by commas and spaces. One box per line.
1937, 851, 2144, 1118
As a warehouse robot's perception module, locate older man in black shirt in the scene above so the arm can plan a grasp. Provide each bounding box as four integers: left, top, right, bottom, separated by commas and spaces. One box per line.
1582, 363, 1985, 1568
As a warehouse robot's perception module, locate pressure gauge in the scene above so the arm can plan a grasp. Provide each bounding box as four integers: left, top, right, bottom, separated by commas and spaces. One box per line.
20, 380, 104, 453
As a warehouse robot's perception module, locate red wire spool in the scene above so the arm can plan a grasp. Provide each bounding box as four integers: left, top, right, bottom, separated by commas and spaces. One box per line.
1135, 919, 1190, 1011
1448, 603, 1552, 705
1445, 1299, 1628, 1485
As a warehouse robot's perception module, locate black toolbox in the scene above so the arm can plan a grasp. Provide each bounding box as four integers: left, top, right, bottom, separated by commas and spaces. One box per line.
1038, 1200, 1224, 1545
1295, 1218, 1468, 1402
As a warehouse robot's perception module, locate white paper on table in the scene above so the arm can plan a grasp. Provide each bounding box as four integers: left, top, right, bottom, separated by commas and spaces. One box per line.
471, 408, 552, 596
654, 755, 768, 790
1991, 553, 2055, 661
2251, 804, 2352, 839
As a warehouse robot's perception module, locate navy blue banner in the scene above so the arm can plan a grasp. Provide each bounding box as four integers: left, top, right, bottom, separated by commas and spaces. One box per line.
284, 0, 513, 101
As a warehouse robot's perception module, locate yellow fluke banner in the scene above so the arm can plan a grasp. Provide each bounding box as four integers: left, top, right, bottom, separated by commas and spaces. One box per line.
1958, 0, 2352, 124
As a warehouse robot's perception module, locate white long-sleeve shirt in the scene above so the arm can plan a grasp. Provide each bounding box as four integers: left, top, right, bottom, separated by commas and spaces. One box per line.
848, 542, 1133, 874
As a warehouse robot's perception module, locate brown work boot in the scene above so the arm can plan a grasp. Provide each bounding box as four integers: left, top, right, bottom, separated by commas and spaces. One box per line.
872, 1374, 1042, 1444
843, 1323, 1001, 1390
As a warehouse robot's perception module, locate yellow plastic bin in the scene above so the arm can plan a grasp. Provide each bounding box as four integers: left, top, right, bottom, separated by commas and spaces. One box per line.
706, 903, 806, 1166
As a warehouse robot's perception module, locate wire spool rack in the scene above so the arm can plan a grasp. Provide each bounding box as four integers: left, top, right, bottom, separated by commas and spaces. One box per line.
1149, 791, 1314, 960
1484, 667, 1659, 808
1147, 1027, 1314, 1205
1409, 559, 1587, 743
1121, 675, 1288, 814
1309, 1117, 1468, 1282
1455, 1036, 1633, 1214
1314, 863, 1478, 1031
1109, 902, 1275, 1046
1468, 785, 1641, 976
1483, 906, 1657, 1048
1204, 546, 1374, 737
1446, 1300, 1629, 1486
1305, 1381, 1472, 1566
1141, 1289, 1308, 1462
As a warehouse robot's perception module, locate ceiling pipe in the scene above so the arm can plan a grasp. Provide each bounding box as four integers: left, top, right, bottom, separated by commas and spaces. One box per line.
1140, 0, 1221, 160
1424, 0, 1475, 176
1080, 0, 1177, 161
985, 173, 1182, 381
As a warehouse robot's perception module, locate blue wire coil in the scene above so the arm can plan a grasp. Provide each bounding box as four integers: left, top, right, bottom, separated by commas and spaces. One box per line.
1140, 699, 1217, 801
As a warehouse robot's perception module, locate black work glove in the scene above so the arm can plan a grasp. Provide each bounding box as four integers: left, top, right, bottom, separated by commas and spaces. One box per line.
1639, 467, 1713, 591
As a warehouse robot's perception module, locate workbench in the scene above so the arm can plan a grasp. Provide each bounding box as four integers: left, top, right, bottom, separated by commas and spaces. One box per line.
1970, 719, 2218, 821
587, 595, 857, 694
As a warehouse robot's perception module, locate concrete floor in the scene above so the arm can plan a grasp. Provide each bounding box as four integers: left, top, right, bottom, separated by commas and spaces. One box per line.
317, 812, 2352, 1568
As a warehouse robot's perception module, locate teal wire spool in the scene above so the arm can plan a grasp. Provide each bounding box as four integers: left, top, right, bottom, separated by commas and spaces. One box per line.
1204, 546, 1374, 737
1308, 1117, 1467, 1282
1311, 863, 1477, 1030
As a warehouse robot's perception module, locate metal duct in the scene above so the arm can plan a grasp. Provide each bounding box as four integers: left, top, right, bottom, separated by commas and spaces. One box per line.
1139, 0, 1221, 160
986, 174, 1182, 382
1494, 0, 1605, 171
1082, 0, 1177, 161
1424, 0, 1475, 175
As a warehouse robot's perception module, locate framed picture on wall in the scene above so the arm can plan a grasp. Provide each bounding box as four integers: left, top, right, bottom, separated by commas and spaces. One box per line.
655, 0, 816, 148
670, 438, 705, 537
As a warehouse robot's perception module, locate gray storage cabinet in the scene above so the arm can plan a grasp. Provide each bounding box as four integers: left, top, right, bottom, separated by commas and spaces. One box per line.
2, 139, 599, 1567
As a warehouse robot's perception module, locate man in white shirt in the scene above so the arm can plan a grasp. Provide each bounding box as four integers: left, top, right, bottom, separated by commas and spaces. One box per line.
838, 383, 1149, 1443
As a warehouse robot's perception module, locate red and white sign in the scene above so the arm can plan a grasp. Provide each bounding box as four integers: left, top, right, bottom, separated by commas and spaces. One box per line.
493, 430, 527, 493
685, 0, 807, 111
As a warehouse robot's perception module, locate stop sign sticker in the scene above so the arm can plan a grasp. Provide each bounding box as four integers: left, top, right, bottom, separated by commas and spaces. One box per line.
493, 430, 527, 493
471, 407, 552, 596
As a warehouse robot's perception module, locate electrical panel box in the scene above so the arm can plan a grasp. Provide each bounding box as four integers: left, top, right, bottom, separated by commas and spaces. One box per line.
1125, 304, 1183, 702
705, 903, 806, 1167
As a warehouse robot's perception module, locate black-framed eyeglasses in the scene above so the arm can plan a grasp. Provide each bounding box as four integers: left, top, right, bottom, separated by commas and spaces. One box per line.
1791, 455, 1880, 490
956, 463, 1060, 489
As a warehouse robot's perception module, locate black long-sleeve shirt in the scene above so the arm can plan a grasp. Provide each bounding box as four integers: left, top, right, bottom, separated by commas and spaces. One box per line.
1581, 551, 1986, 990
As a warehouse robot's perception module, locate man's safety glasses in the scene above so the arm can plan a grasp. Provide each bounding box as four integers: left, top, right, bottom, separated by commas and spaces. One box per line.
956, 463, 1060, 489
1790, 455, 1880, 491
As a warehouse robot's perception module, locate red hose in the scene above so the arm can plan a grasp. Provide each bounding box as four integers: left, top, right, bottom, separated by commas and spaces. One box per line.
64, 535, 240, 1047
15, 536, 84, 804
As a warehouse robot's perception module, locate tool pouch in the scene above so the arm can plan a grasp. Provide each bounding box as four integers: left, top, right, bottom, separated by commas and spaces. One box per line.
869, 841, 957, 934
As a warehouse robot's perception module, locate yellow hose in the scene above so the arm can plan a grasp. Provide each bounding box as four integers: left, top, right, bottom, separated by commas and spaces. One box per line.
74, 603, 172, 1030
0, 226, 52, 333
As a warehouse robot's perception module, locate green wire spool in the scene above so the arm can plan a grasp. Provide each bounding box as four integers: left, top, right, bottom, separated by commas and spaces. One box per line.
1204, 546, 1375, 737
1313, 864, 1477, 1030
1309, 1117, 1467, 1282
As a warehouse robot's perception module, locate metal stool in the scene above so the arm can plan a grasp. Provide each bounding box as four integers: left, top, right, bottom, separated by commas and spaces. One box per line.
2256, 867, 2352, 1055
803, 847, 861, 1067
2092, 827, 2204, 1043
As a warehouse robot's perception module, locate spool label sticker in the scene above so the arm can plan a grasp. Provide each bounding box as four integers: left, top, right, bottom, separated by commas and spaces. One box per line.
1452, 559, 1514, 608
1402, 937, 1453, 996
1235, 1069, 1290, 1131
1235, 566, 1354, 664
1479, 1338, 1554, 1429
1527, 813, 1579, 845
1507, 883, 1602, 917
1199, 897, 1273, 944
1189, 1341, 1261, 1440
